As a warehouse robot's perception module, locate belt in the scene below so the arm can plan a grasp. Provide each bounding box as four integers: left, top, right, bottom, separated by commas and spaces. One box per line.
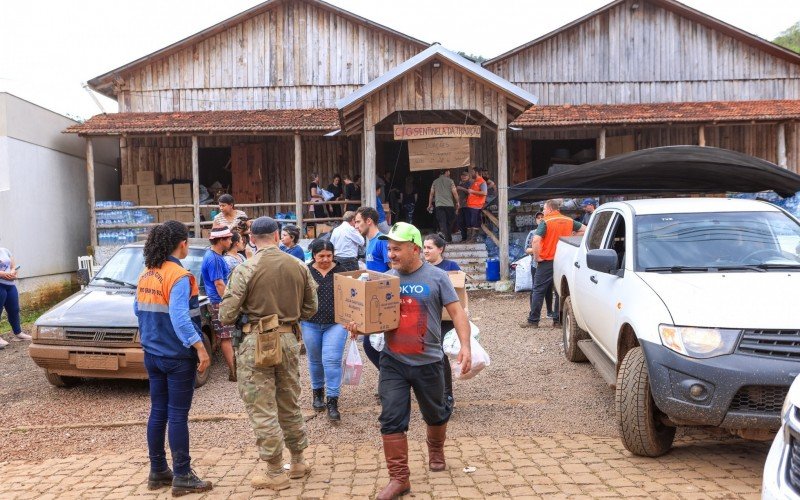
242, 320, 298, 335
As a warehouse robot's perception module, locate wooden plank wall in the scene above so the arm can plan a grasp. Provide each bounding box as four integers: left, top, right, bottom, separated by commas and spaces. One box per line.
118, 0, 424, 112
486, 1, 800, 105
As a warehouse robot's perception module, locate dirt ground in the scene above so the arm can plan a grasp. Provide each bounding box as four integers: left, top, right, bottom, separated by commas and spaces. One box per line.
0, 291, 756, 463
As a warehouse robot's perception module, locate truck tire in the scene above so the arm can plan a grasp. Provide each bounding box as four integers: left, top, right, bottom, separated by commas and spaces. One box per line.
45, 371, 81, 388
562, 296, 589, 362
616, 346, 675, 457
194, 332, 213, 388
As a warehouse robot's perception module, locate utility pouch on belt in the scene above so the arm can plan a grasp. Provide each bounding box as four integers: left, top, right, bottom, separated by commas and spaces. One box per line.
254, 314, 282, 367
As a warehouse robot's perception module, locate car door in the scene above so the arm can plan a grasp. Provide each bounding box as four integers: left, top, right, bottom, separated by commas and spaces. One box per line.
573, 210, 614, 335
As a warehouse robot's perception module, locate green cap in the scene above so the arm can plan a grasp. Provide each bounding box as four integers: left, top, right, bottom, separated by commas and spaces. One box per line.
378, 222, 423, 248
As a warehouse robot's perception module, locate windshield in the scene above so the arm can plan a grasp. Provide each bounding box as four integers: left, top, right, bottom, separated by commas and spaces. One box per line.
91, 247, 208, 292
636, 211, 800, 271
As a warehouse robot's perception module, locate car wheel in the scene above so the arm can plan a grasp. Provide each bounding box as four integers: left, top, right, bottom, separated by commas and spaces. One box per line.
615, 346, 675, 457
562, 297, 588, 362
45, 371, 81, 388
194, 332, 213, 388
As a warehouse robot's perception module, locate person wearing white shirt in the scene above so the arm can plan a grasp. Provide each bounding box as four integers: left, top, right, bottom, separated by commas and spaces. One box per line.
330, 211, 364, 271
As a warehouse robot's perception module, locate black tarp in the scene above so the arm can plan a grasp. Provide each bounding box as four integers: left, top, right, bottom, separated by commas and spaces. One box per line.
508, 146, 800, 201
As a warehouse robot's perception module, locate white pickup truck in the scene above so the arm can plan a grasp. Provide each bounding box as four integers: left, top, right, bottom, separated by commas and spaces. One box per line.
553, 198, 800, 456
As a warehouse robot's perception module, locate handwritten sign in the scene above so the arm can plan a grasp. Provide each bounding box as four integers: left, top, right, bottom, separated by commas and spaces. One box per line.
394, 124, 481, 140
408, 138, 470, 172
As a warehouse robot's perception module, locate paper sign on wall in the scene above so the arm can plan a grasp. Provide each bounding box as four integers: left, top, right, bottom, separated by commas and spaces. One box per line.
408, 138, 470, 172
394, 124, 481, 140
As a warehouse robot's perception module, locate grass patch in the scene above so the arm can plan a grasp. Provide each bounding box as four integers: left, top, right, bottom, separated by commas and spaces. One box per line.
0, 307, 49, 334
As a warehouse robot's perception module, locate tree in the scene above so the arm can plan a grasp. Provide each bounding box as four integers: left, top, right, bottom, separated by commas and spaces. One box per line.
457, 51, 487, 64
774, 21, 800, 53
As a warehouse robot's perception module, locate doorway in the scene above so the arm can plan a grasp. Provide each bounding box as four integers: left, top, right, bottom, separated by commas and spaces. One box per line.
530, 139, 597, 178
381, 140, 439, 231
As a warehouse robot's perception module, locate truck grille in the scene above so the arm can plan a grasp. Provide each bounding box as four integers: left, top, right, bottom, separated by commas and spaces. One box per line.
728, 385, 788, 414
65, 328, 138, 344
736, 329, 800, 359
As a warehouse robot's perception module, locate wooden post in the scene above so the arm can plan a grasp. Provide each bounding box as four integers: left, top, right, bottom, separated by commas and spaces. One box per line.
86, 138, 97, 249
497, 96, 510, 282
778, 123, 787, 168
294, 133, 304, 229
363, 101, 377, 209
698, 125, 706, 147
191, 136, 201, 235
598, 128, 607, 160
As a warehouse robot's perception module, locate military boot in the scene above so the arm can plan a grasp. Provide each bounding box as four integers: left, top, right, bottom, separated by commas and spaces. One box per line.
252, 456, 290, 491
312, 388, 326, 411
326, 396, 340, 422
289, 450, 313, 479
376, 433, 411, 499
171, 469, 212, 497
147, 468, 172, 490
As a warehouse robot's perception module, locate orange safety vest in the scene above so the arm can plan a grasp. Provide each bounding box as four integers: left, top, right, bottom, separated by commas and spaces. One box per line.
539, 211, 576, 262
466, 175, 487, 209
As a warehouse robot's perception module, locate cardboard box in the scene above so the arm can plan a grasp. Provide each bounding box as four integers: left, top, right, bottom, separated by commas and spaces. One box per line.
120, 184, 139, 204
315, 223, 333, 236
175, 208, 194, 223
173, 183, 192, 199
136, 170, 159, 186
334, 270, 401, 334
442, 271, 468, 321
138, 185, 157, 205
156, 185, 175, 205
174, 195, 193, 205
158, 208, 176, 223
201, 229, 211, 239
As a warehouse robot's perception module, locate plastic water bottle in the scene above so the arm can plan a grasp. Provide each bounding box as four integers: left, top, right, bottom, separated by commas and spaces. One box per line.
358, 272, 370, 282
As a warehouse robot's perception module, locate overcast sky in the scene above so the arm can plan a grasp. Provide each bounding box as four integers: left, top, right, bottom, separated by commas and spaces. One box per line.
1, 0, 798, 120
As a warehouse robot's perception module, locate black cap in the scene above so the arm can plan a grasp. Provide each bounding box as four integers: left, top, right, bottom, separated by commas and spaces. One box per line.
250, 216, 279, 235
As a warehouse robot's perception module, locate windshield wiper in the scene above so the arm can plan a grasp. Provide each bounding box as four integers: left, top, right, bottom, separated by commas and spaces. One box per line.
644, 266, 712, 272
93, 277, 136, 288
714, 265, 766, 272
756, 263, 800, 270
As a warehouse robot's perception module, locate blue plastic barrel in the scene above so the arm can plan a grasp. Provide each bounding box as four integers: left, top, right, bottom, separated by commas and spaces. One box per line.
486, 258, 500, 281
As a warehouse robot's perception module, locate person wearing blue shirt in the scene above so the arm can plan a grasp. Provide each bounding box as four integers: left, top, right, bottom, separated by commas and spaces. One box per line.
279, 224, 306, 261
134, 220, 212, 496
201, 226, 236, 381
375, 185, 391, 234
354, 206, 392, 368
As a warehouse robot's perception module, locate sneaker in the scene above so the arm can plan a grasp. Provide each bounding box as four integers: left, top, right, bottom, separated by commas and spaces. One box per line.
0, 337, 8, 348
519, 322, 539, 329
12, 332, 32, 341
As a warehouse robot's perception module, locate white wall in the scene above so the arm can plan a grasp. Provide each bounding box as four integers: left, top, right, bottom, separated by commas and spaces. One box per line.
0, 93, 118, 288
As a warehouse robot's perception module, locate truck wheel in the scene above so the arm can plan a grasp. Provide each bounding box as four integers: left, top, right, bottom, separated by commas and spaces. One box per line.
616, 347, 675, 457
562, 297, 589, 362
45, 371, 81, 388
194, 332, 213, 388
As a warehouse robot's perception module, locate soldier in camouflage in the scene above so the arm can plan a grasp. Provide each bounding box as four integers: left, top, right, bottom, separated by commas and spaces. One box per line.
219, 216, 318, 491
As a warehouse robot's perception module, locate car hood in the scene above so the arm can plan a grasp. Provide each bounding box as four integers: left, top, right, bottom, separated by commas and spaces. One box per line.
636, 271, 799, 329
36, 286, 138, 328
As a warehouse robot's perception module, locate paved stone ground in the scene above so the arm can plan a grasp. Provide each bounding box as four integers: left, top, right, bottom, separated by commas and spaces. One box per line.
0, 432, 766, 499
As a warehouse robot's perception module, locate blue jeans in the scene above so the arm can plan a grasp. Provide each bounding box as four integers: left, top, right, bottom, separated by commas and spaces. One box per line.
301, 322, 348, 397
144, 352, 196, 475
0, 283, 21, 334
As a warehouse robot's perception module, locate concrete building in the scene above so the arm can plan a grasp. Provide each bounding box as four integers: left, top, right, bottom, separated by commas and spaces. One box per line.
0, 92, 118, 302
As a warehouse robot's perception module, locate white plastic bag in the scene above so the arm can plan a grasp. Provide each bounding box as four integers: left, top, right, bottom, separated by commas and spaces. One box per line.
318, 188, 335, 201
451, 336, 491, 381
369, 333, 385, 352
342, 340, 363, 385
514, 255, 533, 292
442, 322, 481, 357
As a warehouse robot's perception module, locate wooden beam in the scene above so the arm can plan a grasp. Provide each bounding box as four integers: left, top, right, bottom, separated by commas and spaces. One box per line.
481, 224, 499, 246
598, 128, 607, 160
294, 133, 304, 230
191, 135, 200, 235
698, 125, 706, 147
778, 123, 787, 168
363, 101, 377, 209
86, 138, 97, 249
497, 95, 510, 281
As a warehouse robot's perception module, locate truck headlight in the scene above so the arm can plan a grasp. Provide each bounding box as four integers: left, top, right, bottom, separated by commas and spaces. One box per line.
35, 326, 66, 340
782, 376, 800, 420
658, 325, 740, 358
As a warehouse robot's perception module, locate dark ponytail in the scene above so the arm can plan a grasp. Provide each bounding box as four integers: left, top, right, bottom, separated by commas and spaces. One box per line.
143, 220, 189, 269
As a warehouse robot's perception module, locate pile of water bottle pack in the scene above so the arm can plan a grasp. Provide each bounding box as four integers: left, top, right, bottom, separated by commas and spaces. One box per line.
96, 201, 156, 246
729, 190, 800, 217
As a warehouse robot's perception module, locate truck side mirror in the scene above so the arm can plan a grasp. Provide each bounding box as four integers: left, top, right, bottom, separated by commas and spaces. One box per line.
586, 249, 619, 274
77, 268, 91, 286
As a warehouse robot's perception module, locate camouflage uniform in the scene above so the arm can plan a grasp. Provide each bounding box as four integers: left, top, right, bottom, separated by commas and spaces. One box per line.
220, 246, 318, 461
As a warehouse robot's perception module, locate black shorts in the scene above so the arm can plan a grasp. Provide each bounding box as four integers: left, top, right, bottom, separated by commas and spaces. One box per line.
378, 353, 451, 434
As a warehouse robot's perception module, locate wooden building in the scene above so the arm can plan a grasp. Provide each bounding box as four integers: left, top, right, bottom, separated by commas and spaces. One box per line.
68, 0, 800, 281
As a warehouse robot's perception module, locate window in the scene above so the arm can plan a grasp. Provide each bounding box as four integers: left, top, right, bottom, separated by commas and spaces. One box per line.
605, 214, 627, 270
586, 211, 614, 250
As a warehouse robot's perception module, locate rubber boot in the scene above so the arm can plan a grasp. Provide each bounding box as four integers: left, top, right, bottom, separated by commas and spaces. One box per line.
327, 396, 340, 422
376, 433, 411, 500
312, 388, 326, 411
252, 456, 290, 491
426, 423, 447, 472
288, 450, 312, 480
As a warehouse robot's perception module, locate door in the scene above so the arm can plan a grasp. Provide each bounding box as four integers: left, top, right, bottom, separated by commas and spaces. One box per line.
231, 143, 265, 203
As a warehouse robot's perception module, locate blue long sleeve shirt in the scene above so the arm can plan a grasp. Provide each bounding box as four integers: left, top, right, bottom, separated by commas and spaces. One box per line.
134, 275, 201, 349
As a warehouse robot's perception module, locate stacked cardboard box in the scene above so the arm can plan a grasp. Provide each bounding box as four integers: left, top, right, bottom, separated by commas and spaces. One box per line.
175, 208, 194, 223
136, 170, 159, 186
173, 184, 193, 205
158, 208, 177, 223
120, 185, 139, 204
138, 185, 157, 206
156, 185, 174, 205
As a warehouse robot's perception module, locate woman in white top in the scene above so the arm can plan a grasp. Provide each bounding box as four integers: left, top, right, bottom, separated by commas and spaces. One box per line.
212, 194, 248, 229
0, 247, 30, 348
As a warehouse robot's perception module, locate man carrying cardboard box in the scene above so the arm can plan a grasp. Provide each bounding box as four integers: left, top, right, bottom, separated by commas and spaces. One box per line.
346, 222, 472, 500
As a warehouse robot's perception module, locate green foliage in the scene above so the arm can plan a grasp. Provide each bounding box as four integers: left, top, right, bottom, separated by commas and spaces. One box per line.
774, 21, 800, 53
457, 51, 487, 64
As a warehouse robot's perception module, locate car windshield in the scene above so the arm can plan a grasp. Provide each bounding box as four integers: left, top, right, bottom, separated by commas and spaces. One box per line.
91, 247, 208, 293
636, 211, 800, 271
